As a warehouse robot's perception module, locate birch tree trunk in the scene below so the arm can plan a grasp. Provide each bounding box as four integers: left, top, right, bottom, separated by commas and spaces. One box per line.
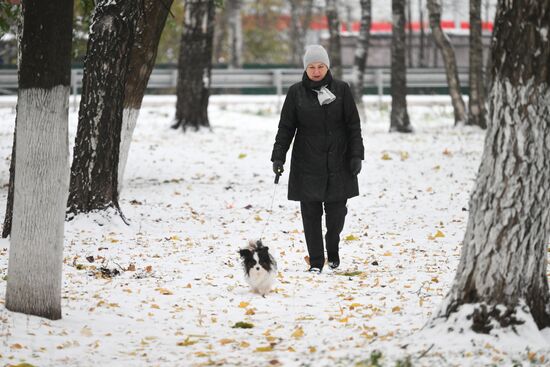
227, 0, 242, 68
350, 0, 371, 123
173, 0, 215, 131
67, 0, 139, 217
390, 0, 412, 133
5, 0, 73, 320
325, 0, 342, 80
289, 0, 314, 66
438, 0, 550, 330
118, 0, 174, 195
467, 0, 486, 128
427, 0, 466, 125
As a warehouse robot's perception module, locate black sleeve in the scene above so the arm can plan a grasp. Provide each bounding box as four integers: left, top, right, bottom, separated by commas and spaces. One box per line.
271, 86, 298, 163
343, 82, 365, 160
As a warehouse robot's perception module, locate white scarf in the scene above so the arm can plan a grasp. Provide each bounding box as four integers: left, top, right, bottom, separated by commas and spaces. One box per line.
314, 85, 336, 105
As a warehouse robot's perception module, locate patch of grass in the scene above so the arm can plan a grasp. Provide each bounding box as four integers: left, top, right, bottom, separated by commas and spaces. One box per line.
231, 321, 254, 329
355, 350, 383, 367
338, 271, 364, 277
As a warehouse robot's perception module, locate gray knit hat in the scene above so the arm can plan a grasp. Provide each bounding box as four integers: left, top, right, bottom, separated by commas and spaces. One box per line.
303, 45, 330, 69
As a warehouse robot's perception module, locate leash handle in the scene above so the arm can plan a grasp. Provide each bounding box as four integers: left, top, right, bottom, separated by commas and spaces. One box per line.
274, 172, 281, 184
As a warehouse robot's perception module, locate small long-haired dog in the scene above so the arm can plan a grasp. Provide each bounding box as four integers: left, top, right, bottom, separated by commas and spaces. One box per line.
239, 240, 277, 297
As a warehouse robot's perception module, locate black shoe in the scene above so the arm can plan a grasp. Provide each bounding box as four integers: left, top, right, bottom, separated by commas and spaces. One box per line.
308, 267, 322, 273
328, 252, 340, 269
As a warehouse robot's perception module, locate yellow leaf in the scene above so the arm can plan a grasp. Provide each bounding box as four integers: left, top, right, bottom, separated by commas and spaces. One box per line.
431, 277, 439, 283
400, 151, 409, 161
109, 238, 119, 243
287, 346, 296, 352
177, 338, 198, 347
170, 235, 180, 241
434, 230, 445, 238
80, 326, 93, 337
309, 346, 317, 353
10, 343, 23, 349
383, 251, 392, 256
433, 165, 441, 171
185, 283, 192, 288
156, 288, 173, 295
151, 304, 160, 309
349, 303, 363, 310
254, 215, 263, 221
291, 327, 304, 339
419, 297, 424, 307
240, 341, 250, 348
238, 301, 249, 308
381, 152, 392, 160
245, 308, 255, 315
238, 153, 247, 159
219, 338, 234, 345
339, 317, 349, 323
344, 234, 359, 241
392, 306, 401, 313
528, 352, 537, 362
255, 345, 273, 352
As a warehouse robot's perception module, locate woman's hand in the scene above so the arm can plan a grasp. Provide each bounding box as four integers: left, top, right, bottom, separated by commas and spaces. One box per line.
350, 158, 362, 175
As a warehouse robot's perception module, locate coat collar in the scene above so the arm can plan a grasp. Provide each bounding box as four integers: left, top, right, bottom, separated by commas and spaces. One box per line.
302, 69, 333, 90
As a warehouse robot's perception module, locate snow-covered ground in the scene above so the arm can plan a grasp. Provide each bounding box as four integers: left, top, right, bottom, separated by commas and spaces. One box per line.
0, 96, 548, 366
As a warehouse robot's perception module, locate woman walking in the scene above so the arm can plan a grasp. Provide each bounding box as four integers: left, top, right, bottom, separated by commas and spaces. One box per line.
271, 45, 364, 273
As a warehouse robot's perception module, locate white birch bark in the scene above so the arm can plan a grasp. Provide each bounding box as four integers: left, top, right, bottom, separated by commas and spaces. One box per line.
6, 86, 70, 320
117, 108, 139, 195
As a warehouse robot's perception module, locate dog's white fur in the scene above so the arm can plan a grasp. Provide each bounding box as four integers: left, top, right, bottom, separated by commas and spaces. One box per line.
240, 240, 277, 296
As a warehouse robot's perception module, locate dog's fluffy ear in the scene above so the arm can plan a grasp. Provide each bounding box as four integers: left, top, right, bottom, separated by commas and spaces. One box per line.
239, 249, 252, 258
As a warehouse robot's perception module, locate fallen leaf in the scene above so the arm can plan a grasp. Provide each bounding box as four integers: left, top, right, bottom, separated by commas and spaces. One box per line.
381, 152, 392, 160
392, 306, 401, 313
344, 234, 359, 241
255, 346, 273, 352
80, 326, 93, 337
219, 338, 234, 345
238, 153, 247, 159
156, 287, 173, 295
177, 338, 198, 347
10, 343, 23, 349
400, 151, 409, 161
291, 327, 304, 339
238, 302, 249, 308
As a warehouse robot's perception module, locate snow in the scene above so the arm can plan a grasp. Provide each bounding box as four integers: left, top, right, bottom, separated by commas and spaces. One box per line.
0, 95, 549, 366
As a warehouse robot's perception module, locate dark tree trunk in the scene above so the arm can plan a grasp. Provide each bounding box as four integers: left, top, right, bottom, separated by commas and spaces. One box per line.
325, 0, 342, 79
5, 0, 73, 320
289, 0, 314, 66
173, 0, 215, 131
118, 0, 174, 195
67, 0, 139, 217
406, 0, 413, 67
439, 0, 550, 330
227, 0, 242, 68
390, 0, 412, 133
427, 0, 466, 125
350, 0, 371, 123
467, 0, 486, 128
418, 0, 426, 67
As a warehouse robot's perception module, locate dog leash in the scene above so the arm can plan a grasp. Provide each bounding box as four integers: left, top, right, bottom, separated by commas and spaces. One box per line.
259, 171, 281, 241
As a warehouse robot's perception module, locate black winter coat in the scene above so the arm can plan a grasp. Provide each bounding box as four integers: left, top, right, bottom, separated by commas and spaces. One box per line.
271, 71, 364, 202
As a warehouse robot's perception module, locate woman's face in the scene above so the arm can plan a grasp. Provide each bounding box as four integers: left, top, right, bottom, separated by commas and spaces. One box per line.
306, 62, 328, 81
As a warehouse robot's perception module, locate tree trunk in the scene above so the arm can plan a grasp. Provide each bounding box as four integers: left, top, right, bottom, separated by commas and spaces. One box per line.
3, 13, 23, 238
227, 0, 242, 68
5, 0, 73, 320
325, 0, 342, 79
390, 0, 412, 133
418, 0, 426, 67
173, 0, 215, 131
289, 0, 314, 67
406, 0, 413, 67
438, 0, 550, 330
350, 0, 371, 124
67, 0, 139, 217
427, 0, 466, 125
213, 5, 228, 64
467, 0, 486, 128
118, 0, 174, 196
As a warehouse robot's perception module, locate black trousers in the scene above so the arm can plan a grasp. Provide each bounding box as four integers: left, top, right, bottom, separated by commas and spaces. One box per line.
300, 200, 347, 269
